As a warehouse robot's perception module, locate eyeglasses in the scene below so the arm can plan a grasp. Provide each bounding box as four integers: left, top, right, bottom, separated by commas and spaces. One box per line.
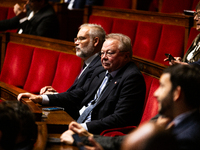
100, 51, 128, 57
194, 11, 200, 19
74, 36, 87, 43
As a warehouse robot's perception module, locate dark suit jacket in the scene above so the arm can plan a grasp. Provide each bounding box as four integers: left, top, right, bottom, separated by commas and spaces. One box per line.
67, 55, 101, 91
173, 110, 200, 150
0, 3, 59, 39
73, 0, 103, 9
48, 61, 146, 134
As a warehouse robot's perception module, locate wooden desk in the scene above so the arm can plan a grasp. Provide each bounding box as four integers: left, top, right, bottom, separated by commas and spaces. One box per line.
42, 108, 75, 134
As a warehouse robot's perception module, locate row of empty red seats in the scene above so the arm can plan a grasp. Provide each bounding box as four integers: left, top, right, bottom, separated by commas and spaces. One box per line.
89, 15, 186, 65
0, 42, 82, 94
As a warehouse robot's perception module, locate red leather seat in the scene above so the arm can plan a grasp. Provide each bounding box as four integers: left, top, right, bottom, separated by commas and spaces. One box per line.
89, 15, 114, 34
0, 42, 34, 88
23, 48, 60, 94
154, 25, 185, 65
132, 22, 162, 60
51, 52, 82, 93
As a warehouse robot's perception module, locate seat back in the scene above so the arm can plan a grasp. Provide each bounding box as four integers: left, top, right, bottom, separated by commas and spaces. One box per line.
88, 15, 114, 34
140, 78, 159, 124
154, 25, 185, 65
111, 18, 138, 46
23, 48, 60, 94
132, 22, 162, 60
0, 43, 34, 88
51, 52, 82, 93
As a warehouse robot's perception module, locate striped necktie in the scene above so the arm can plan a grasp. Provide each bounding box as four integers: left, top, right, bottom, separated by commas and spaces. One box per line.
77, 73, 112, 123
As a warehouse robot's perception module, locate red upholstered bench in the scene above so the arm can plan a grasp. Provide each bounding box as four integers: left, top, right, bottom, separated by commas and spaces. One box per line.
0, 42, 82, 94
89, 15, 185, 65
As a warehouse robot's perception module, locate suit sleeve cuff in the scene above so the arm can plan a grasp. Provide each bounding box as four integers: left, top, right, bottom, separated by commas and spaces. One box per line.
41, 95, 50, 105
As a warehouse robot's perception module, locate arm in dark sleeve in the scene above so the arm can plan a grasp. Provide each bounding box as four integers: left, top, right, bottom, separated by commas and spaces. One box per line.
0, 16, 19, 31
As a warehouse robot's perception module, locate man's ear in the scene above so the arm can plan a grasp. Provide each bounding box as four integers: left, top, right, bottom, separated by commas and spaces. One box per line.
93, 37, 100, 47
173, 86, 181, 102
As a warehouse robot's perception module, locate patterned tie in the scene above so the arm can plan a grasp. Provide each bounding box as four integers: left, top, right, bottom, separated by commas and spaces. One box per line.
77, 73, 112, 123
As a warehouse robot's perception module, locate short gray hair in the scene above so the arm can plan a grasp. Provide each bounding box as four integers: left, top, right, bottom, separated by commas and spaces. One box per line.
79, 24, 106, 45
106, 33, 132, 58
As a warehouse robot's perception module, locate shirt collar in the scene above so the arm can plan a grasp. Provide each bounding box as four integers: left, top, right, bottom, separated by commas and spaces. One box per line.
173, 109, 197, 126
84, 53, 99, 67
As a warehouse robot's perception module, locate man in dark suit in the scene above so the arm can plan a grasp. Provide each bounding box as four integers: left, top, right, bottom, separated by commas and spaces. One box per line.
60, 64, 200, 150
18, 33, 146, 134
39, 23, 105, 118
0, 0, 59, 39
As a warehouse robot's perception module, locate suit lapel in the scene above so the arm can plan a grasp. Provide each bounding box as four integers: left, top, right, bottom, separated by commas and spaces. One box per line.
80, 56, 100, 78
95, 72, 122, 106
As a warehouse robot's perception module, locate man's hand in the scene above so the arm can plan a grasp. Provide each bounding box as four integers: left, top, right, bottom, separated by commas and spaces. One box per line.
84, 136, 104, 150
60, 130, 75, 145
155, 116, 174, 130
40, 86, 57, 95
69, 121, 93, 137
17, 92, 42, 103
13, 3, 27, 19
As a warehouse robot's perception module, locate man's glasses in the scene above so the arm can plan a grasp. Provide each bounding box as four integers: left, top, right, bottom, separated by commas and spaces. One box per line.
74, 36, 87, 43
100, 51, 128, 57
194, 11, 200, 19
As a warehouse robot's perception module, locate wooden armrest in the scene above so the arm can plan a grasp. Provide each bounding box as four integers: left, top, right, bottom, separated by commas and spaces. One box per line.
0, 81, 42, 121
